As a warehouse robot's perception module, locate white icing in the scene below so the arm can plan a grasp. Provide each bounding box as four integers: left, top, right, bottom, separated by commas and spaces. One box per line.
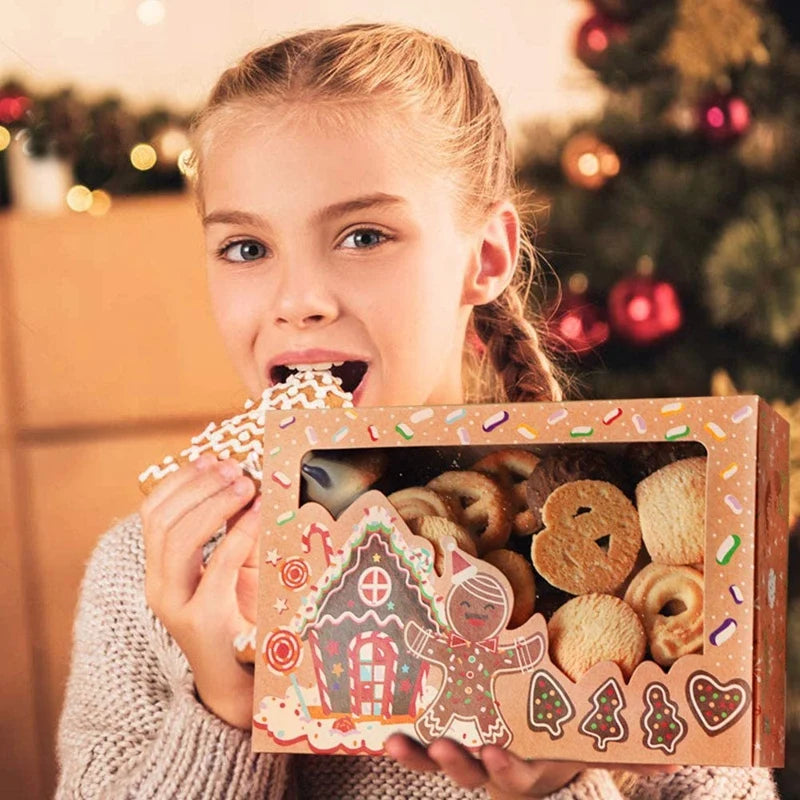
140, 370, 353, 488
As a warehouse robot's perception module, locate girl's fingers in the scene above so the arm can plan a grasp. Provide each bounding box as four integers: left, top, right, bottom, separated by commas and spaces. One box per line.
426, 739, 488, 791
194, 495, 263, 610
146, 459, 245, 543
384, 734, 441, 773
156, 476, 256, 610
141, 452, 218, 517
480, 748, 583, 798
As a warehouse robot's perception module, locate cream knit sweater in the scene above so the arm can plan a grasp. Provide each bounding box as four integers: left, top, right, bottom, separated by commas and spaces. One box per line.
56, 515, 779, 799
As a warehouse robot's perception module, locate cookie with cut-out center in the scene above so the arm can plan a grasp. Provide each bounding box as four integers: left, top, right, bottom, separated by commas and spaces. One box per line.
531, 479, 641, 595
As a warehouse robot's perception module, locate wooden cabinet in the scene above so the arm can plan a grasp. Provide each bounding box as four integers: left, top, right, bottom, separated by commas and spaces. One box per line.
0, 193, 244, 797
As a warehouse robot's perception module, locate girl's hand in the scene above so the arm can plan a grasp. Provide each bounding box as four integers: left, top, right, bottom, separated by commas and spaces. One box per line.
385, 734, 679, 799
142, 453, 260, 729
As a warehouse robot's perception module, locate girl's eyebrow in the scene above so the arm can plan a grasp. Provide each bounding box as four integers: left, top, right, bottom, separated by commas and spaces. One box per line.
202, 192, 406, 229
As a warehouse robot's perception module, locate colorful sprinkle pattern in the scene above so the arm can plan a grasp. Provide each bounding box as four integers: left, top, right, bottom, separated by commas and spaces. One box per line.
250, 395, 788, 766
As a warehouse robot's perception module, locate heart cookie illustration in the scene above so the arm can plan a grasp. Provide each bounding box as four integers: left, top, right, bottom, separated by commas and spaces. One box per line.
686, 671, 751, 736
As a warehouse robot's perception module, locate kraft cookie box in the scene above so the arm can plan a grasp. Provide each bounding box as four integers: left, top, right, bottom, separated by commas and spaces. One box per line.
250, 395, 789, 767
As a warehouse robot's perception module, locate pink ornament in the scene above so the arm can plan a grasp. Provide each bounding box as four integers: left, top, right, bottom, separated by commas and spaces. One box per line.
697, 94, 751, 142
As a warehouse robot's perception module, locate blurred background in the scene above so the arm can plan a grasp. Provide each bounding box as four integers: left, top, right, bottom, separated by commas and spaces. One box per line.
0, 0, 797, 796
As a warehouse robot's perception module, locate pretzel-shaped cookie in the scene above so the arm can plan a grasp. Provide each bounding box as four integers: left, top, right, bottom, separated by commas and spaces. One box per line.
472, 449, 540, 536
387, 486, 459, 523
623, 563, 703, 667
426, 470, 512, 555
531, 479, 641, 595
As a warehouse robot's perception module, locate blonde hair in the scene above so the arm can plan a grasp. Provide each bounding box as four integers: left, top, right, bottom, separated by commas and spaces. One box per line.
188, 22, 565, 403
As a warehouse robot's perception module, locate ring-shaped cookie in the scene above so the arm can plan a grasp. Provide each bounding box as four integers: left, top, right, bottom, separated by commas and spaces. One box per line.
623, 563, 704, 667
426, 470, 512, 555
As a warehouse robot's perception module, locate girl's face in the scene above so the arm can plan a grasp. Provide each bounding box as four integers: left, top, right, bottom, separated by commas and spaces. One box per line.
200, 105, 481, 407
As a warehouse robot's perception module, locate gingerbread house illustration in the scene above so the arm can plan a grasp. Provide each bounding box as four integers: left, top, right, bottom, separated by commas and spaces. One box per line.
300, 515, 441, 719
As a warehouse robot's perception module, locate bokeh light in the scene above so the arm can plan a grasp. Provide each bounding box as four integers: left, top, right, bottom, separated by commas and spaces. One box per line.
66, 185, 93, 213
88, 190, 112, 216
0, 126, 10, 152
130, 143, 157, 170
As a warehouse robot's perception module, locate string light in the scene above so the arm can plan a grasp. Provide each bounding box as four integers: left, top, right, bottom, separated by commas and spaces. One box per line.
130, 143, 157, 170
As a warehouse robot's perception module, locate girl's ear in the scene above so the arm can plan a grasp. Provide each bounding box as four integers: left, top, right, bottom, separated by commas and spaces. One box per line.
461, 200, 520, 306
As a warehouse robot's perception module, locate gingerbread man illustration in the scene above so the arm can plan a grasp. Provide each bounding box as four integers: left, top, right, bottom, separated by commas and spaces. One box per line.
404, 545, 544, 747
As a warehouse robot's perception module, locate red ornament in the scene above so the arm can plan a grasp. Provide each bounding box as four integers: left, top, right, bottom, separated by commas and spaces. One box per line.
550, 287, 610, 355
608, 274, 682, 345
697, 94, 751, 143
0, 94, 31, 125
575, 14, 628, 68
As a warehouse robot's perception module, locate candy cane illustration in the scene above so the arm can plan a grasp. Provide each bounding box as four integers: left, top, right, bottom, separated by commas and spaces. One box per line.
301, 522, 334, 566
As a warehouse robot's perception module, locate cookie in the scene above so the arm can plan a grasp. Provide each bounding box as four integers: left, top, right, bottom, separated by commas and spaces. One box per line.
138, 369, 353, 494
407, 516, 477, 576
636, 456, 706, 565
426, 470, 512, 555
624, 441, 707, 484
387, 486, 459, 522
472, 449, 540, 536
547, 593, 646, 681
531, 480, 642, 595
525, 448, 628, 533
624, 563, 703, 667
300, 450, 387, 517
483, 549, 536, 628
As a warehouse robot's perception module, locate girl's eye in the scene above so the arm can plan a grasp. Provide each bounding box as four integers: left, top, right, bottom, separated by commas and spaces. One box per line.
218, 240, 267, 262
340, 228, 388, 249
460, 600, 471, 608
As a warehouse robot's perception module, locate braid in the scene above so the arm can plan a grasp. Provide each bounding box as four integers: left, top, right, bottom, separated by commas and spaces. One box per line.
469, 283, 565, 404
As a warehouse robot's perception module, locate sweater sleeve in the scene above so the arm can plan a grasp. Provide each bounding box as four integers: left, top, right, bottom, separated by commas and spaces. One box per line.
629, 765, 778, 799
55, 514, 290, 800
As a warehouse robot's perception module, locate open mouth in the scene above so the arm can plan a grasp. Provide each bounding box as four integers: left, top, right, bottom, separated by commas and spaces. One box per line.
271, 360, 369, 395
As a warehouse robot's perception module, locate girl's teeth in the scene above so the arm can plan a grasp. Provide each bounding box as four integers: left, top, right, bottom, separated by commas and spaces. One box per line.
286, 361, 344, 371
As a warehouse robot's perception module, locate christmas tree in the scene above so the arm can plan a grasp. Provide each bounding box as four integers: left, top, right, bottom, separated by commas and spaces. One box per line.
517, 2, 799, 793
517, 0, 800, 404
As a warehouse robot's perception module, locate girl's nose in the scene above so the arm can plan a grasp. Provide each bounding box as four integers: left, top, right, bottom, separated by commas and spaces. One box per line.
272, 263, 339, 329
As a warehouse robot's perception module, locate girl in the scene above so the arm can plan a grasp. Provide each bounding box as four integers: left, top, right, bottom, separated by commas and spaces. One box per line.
56, 23, 778, 799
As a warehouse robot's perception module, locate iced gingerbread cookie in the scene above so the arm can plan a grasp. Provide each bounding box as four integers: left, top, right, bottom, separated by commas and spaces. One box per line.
640, 683, 687, 755
547, 593, 646, 681
527, 669, 575, 740
138, 369, 353, 494
636, 456, 706, 565
531, 480, 642, 595
687, 671, 751, 736
580, 677, 628, 751
624, 563, 703, 666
